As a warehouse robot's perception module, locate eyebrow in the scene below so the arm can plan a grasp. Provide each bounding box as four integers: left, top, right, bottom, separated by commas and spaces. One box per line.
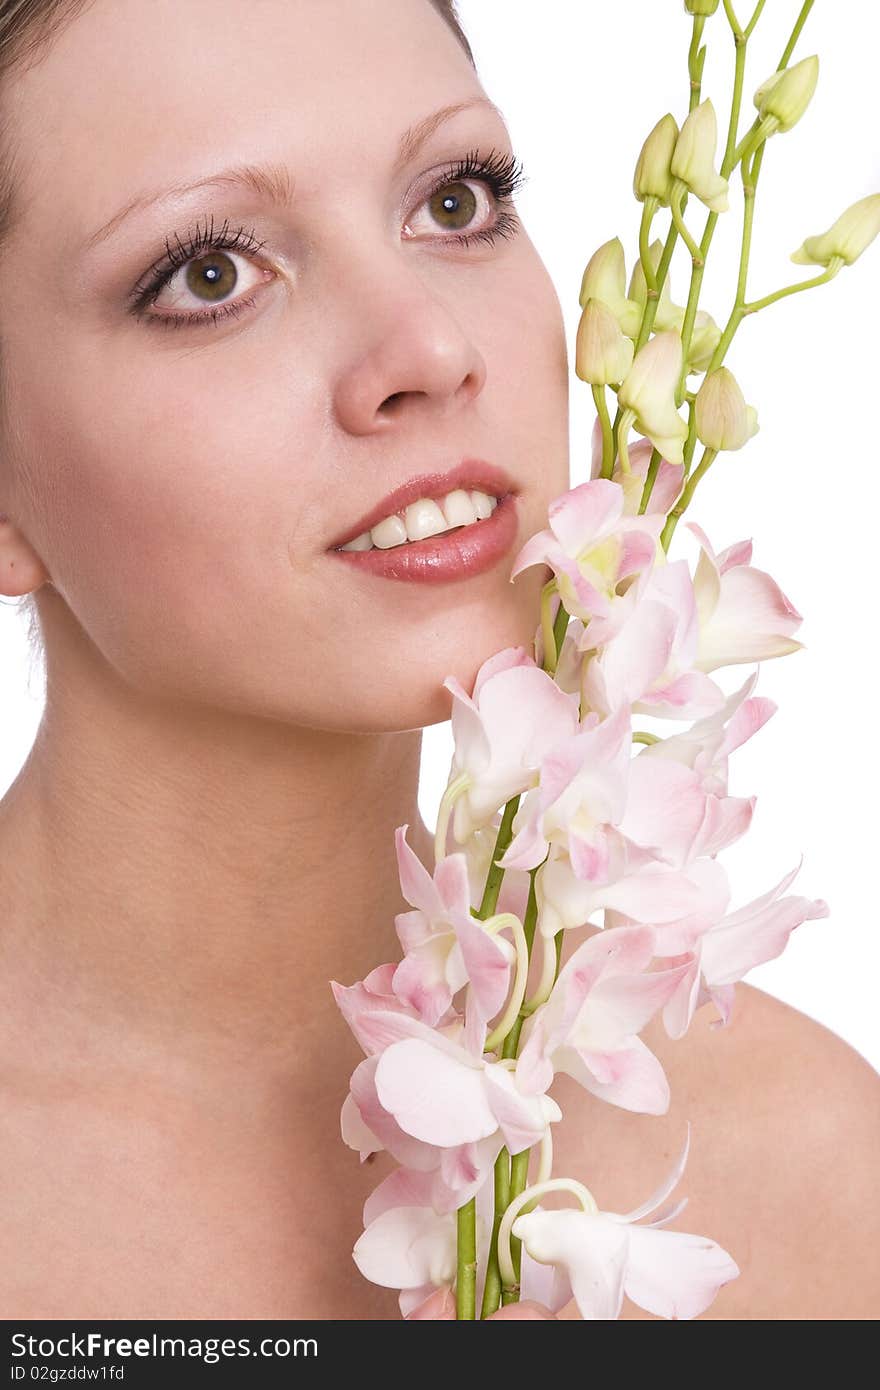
83, 97, 507, 252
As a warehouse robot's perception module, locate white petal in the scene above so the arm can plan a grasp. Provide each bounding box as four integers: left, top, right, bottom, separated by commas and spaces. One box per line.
624, 1224, 740, 1319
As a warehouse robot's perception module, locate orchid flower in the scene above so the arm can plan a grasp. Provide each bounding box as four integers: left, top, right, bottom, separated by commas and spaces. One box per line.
581, 557, 728, 719
509, 478, 663, 647
390, 825, 515, 1027
660, 859, 830, 1038
506, 1124, 740, 1319
441, 646, 581, 847
687, 523, 804, 671
515, 924, 694, 1115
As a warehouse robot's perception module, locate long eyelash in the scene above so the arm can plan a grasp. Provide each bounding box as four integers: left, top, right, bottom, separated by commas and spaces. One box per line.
129, 147, 529, 329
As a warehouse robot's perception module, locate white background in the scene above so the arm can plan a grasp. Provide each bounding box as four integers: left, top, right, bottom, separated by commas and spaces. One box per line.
419, 0, 880, 1069
1, 1, 877, 1071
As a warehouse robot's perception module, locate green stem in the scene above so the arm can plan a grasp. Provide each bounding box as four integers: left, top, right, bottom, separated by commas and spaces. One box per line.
456, 1200, 478, 1319
660, 446, 718, 550
743, 0, 767, 41
633, 730, 661, 745
669, 180, 704, 262
742, 256, 844, 314
592, 384, 614, 480
479, 1145, 511, 1318
484, 869, 540, 1313
638, 447, 662, 515
639, 199, 658, 290
688, 12, 707, 109
780, 0, 815, 66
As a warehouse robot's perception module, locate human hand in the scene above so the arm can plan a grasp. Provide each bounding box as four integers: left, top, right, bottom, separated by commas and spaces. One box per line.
405, 1287, 558, 1319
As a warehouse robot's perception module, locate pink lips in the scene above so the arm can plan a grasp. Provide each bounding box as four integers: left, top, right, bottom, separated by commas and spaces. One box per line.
329, 489, 521, 584
326, 459, 517, 551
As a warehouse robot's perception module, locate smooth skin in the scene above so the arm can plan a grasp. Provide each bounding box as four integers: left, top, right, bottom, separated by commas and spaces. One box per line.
0, 0, 876, 1320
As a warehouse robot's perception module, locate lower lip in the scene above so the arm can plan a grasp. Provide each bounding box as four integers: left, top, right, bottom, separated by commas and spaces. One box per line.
327, 492, 520, 584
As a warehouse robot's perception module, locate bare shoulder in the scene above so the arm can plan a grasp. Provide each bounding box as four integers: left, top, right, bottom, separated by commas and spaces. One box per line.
549, 983, 880, 1320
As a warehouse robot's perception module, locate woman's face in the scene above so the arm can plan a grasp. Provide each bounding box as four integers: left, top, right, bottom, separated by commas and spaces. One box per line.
0, 0, 569, 733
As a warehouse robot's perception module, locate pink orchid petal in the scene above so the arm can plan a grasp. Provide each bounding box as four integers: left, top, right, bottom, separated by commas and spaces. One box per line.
340, 1090, 384, 1160
363, 1166, 437, 1227
589, 959, 695, 1039
561, 1035, 672, 1115
395, 824, 442, 915
353, 1205, 456, 1290
453, 912, 513, 1022
403, 1284, 456, 1318
548, 478, 624, 556
701, 882, 830, 986
482, 1066, 561, 1154
661, 952, 703, 1039
375, 1039, 497, 1147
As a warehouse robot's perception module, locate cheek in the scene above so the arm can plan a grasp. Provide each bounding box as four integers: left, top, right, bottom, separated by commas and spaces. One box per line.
8, 346, 328, 683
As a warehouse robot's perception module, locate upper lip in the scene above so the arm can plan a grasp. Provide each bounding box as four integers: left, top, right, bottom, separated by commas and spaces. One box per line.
327, 460, 518, 550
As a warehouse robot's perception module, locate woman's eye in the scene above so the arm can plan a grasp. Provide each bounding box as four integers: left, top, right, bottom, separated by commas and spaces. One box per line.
147, 249, 273, 323
405, 174, 512, 244
134, 161, 521, 330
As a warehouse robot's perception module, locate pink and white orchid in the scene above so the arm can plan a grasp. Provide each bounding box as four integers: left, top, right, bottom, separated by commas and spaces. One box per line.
391, 824, 514, 1027
515, 924, 694, 1114
442, 646, 581, 845
581, 556, 727, 718
687, 522, 804, 670
659, 859, 830, 1037
509, 478, 664, 648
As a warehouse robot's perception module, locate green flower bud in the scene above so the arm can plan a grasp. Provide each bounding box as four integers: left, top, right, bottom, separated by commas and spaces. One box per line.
685, 0, 720, 13
578, 237, 643, 337
791, 193, 880, 267
633, 114, 679, 206
753, 55, 819, 134
618, 330, 689, 465
694, 367, 759, 451
575, 298, 635, 386
628, 238, 685, 333
670, 99, 729, 213
686, 311, 722, 373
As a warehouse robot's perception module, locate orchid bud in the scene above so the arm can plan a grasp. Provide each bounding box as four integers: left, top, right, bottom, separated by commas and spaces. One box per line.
685, 0, 720, 13
628, 238, 684, 333
578, 237, 643, 338
633, 114, 679, 205
791, 193, 880, 267
670, 99, 729, 213
686, 310, 722, 372
575, 298, 635, 386
753, 55, 819, 134
694, 367, 759, 451
618, 330, 689, 465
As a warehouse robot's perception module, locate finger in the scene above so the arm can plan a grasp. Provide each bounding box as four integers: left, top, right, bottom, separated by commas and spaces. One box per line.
487, 1299, 557, 1319
405, 1286, 456, 1319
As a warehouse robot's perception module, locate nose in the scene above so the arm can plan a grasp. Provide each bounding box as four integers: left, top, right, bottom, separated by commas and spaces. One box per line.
330, 247, 488, 435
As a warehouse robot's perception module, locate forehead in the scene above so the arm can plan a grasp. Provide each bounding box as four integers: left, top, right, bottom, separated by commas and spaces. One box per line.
5, 0, 482, 246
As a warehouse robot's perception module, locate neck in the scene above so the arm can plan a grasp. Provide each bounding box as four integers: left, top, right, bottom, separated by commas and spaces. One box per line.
0, 634, 436, 1105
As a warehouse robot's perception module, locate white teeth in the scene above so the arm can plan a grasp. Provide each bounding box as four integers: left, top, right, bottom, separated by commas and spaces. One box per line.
339, 530, 373, 550
470, 490, 496, 520
404, 498, 449, 542
338, 488, 501, 552
441, 488, 479, 528
370, 514, 408, 549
